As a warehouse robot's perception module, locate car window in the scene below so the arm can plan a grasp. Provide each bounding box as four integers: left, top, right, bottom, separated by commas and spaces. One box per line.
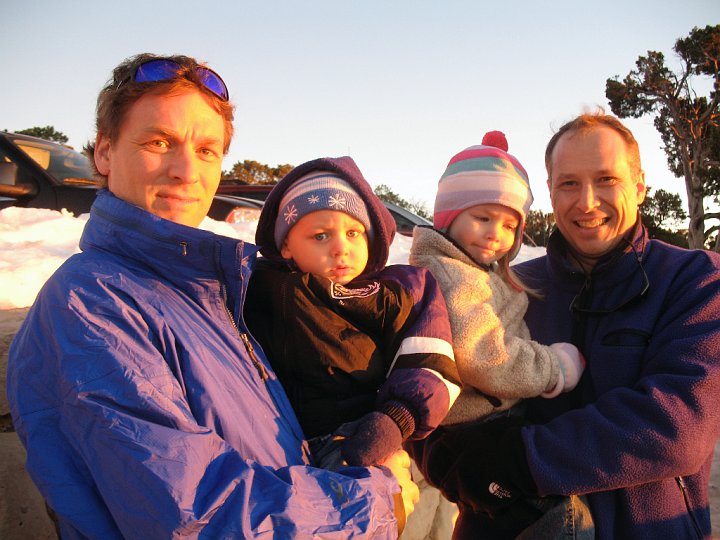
15, 144, 51, 169
13, 138, 97, 186
0, 146, 37, 196
0, 145, 31, 188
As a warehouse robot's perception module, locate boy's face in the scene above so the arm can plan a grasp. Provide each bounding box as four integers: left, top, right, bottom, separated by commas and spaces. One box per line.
447, 203, 519, 266
281, 210, 369, 284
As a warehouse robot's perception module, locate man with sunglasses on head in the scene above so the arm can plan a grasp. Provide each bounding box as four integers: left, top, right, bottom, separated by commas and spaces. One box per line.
7, 53, 418, 539
409, 112, 720, 539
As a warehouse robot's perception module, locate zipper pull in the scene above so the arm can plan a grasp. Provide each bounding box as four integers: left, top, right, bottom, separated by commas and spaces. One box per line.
240, 333, 268, 380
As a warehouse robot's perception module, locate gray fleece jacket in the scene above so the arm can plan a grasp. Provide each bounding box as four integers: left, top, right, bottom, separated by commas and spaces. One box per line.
409, 226, 562, 425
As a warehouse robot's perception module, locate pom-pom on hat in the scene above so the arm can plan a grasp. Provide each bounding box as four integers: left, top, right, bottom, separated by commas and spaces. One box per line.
433, 130, 533, 261
273, 171, 373, 250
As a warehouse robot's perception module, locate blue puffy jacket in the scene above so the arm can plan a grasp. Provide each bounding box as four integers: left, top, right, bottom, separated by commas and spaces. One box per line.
7, 190, 400, 539
515, 227, 720, 539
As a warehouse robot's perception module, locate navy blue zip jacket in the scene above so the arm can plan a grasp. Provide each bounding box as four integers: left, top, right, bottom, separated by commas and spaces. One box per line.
513, 226, 720, 539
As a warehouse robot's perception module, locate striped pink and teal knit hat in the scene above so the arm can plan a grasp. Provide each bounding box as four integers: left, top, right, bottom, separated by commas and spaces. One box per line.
433, 131, 533, 260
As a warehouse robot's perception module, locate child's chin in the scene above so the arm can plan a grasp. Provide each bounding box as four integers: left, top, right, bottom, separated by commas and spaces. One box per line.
327, 270, 359, 285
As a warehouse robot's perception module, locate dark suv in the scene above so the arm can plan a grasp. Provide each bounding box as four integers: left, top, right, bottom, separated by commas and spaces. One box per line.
0, 131, 263, 221
0, 131, 98, 215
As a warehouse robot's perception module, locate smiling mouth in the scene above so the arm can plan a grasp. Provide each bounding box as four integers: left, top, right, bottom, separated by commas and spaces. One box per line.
575, 217, 610, 229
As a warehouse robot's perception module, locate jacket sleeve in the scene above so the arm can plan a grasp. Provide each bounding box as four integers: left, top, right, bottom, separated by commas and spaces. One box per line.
524, 251, 720, 498
8, 279, 401, 538
375, 265, 460, 439
426, 256, 560, 402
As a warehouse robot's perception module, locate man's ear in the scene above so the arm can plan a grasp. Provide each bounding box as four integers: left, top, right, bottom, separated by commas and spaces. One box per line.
636, 170, 647, 206
94, 134, 111, 177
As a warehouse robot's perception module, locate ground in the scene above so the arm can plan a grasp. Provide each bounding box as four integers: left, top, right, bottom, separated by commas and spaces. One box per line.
1, 307, 719, 538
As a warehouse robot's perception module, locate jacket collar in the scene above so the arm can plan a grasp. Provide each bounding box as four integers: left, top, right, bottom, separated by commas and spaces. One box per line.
546, 220, 646, 274
546, 221, 650, 312
80, 190, 260, 316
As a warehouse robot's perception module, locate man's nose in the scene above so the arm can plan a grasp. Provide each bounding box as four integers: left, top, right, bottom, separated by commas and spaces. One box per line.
168, 146, 200, 184
577, 183, 599, 211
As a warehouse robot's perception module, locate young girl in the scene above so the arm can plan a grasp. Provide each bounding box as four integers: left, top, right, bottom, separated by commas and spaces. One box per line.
408, 131, 592, 538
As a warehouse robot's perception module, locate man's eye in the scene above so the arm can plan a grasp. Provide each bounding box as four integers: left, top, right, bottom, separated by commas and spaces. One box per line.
347, 230, 359, 238
313, 233, 328, 241
199, 147, 221, 160
148, 140, 169, 149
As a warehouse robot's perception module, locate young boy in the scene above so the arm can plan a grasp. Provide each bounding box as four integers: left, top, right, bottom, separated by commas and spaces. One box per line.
245, 156, 460, 469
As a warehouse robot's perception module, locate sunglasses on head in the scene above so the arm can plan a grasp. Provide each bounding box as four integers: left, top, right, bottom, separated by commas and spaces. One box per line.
119, 58, 229, 101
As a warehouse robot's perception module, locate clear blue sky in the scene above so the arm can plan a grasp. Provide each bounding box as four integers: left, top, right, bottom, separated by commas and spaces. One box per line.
3, 0, 718, 213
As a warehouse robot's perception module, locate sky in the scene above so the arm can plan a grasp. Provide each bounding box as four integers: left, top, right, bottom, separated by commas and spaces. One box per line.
0, 206, 546, 309
2, 0, 719, 214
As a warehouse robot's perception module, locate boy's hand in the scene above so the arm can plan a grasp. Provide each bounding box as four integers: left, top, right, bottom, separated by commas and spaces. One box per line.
340, 411, 402, 466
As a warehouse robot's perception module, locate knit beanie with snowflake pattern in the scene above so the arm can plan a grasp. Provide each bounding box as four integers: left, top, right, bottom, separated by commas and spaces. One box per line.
255, 156, 396, 277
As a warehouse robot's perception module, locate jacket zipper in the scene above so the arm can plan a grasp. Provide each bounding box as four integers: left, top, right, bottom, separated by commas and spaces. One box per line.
240, 332, 268, 380
220, 285, 268, 381
676, 476, 703, 539
571, 273, 590, 351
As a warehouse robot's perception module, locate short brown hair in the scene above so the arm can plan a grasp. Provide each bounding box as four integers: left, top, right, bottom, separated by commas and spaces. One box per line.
84, 53, 234, 185
545, 110, 642, 182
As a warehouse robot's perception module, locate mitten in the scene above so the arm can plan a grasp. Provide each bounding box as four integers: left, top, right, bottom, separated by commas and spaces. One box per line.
542, 343, 586, 398
340, 411, 403, 466
406, 415, 538, 517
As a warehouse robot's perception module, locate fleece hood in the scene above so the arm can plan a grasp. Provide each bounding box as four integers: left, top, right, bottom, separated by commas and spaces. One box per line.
255, 156, 396, 277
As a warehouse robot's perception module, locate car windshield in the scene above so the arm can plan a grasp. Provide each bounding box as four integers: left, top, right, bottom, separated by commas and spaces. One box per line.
12, 137, 97, 186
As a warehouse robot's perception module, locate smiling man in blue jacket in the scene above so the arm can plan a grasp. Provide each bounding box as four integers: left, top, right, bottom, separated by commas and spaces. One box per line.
7, 53, 417, 539
410, 112, 720, 539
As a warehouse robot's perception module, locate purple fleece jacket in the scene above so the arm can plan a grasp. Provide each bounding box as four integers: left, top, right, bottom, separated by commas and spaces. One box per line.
515, 226, 720, 539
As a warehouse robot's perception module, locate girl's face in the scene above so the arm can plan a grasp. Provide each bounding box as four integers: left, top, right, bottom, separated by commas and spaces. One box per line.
447, 203, 519, 265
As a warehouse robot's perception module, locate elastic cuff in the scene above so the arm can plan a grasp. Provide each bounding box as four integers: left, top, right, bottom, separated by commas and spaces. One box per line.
540, 370, 564, 399
381, 400, 416, 440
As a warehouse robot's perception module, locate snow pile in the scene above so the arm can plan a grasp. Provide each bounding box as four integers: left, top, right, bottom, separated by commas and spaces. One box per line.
0, 207, 546, 309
